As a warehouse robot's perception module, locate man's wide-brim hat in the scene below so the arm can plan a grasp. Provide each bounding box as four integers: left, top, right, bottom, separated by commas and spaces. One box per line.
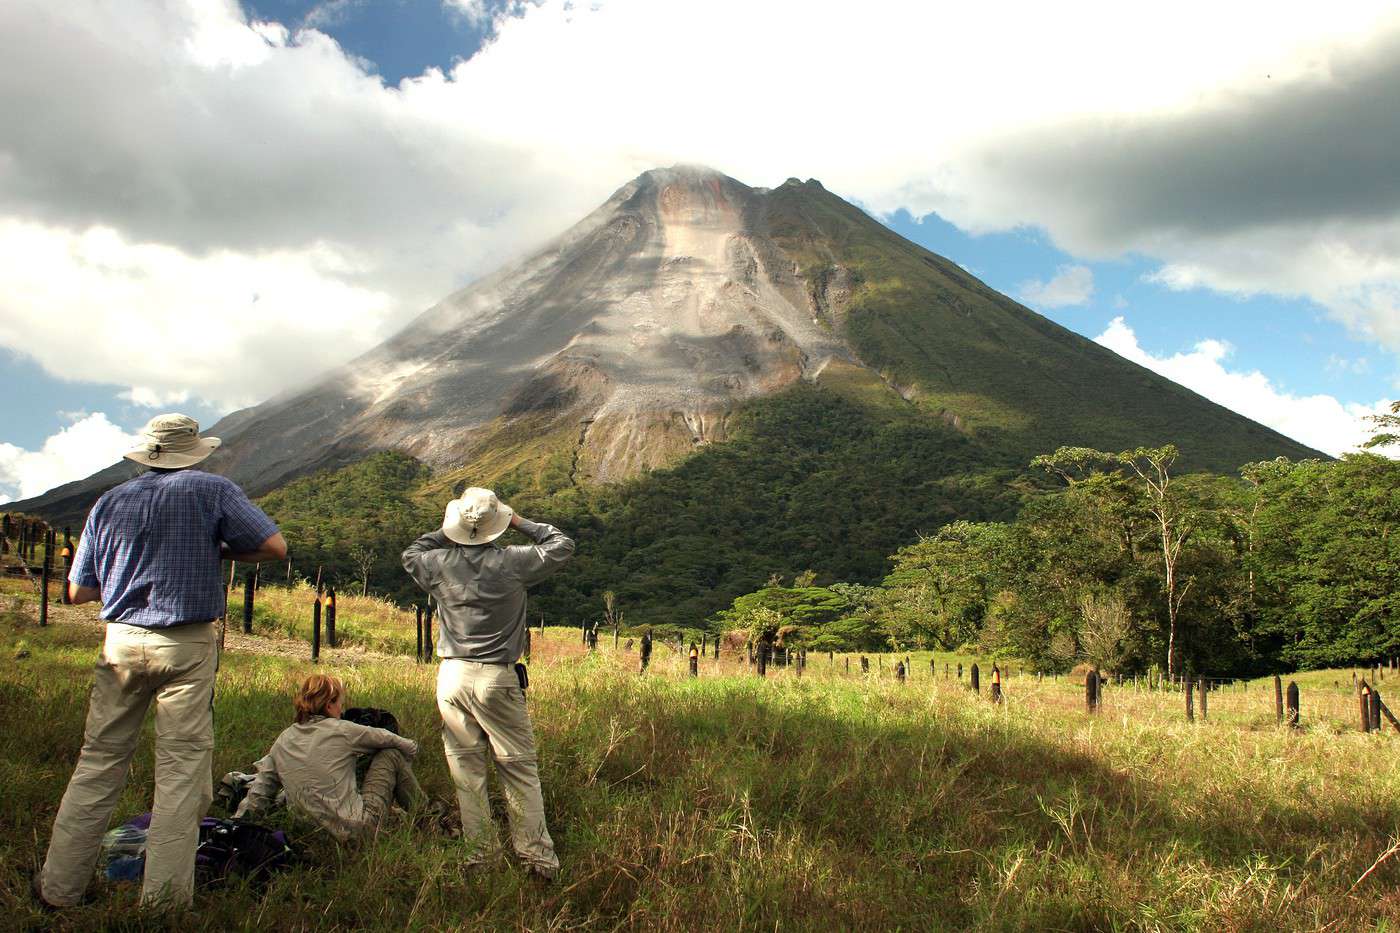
123, 413, 221, 468
443, 487, 513, 546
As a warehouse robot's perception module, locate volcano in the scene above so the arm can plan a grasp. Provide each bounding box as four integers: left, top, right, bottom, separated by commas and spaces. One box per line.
15, 165, 1320, 526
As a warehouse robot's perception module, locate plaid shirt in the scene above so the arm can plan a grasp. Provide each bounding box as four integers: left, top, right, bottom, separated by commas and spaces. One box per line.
70, 469, 280, 628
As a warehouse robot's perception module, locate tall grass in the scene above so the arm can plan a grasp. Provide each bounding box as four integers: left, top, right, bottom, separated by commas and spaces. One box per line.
4, 586, 1400, 930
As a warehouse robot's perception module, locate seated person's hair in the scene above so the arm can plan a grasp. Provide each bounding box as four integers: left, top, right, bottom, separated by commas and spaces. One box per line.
294, 673, 345, 723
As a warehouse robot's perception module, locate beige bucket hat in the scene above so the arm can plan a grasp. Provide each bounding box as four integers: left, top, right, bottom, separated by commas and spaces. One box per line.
443, 487, 513, 545
123, 413, 221, 468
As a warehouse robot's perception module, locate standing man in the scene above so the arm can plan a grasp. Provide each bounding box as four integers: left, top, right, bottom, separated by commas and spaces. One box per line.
402, 487, 573, 880
37, 414, 285, 911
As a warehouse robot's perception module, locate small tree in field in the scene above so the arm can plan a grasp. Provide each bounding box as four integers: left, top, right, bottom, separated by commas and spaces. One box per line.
349, 544, 374, 597
1079, 590, 1132, 673
603, 590, 623, 634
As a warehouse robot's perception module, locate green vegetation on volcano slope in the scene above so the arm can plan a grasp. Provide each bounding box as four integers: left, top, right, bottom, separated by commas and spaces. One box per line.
258, 378, 1022, 624
762, 179, 1321, 472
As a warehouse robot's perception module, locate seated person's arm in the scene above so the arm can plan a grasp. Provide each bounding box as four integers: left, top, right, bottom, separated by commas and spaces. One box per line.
344, 720, 420, 760
234, 754, 283, 820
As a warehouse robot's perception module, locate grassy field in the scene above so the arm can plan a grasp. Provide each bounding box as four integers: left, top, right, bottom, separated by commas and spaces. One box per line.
5, 579, 1400, 930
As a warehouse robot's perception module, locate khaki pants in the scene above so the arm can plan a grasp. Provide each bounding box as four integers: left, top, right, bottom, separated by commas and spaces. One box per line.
41, 622, 217, 910
436, 660, 557, 871
357, 748, 425, 834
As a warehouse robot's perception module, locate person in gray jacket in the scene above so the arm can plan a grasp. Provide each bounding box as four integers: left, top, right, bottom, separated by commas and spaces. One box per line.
235, 673, 425, 841
402, 487, 574, 879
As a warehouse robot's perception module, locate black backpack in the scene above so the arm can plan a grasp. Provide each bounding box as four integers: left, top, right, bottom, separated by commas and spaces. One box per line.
195, 819, 295, 888
343, 707, 401, 735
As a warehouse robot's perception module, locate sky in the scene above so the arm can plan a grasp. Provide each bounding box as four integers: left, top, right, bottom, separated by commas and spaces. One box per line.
1, 0, 1398, 502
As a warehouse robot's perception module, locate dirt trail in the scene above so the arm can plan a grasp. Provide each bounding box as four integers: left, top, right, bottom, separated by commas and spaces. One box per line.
6, 588, 413, 666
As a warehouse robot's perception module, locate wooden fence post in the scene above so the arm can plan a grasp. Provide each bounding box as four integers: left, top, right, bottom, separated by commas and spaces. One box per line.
1286, 681, 1300, 729
1198, 677, 1208, 722
957, 662, 963, 680
311, 593, 322, 662
860, 655, 869, 674
689, 644, 698, 678
39, 529, 53, 627
895, 661, 906, 684
425, 601, 436, 661
1185, 674, 1194, 721
991, 664, 1002, 703
640, 632, 652, 674
970, 663, 980, 695
1086, 669, 1100, 713
1371, 686, 1383, 733
325, 588, 337, 649
223, 560, 237, 626
242, 569, 255, 634
524, 628, 532, 662
1274, 674, 1284, 724
415, 606, 424, 663
1360, 682, 1372, 732
844, 657, 850, 674
59, 529, 73, 604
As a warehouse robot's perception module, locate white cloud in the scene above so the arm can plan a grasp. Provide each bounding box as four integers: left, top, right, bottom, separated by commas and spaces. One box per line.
0, 413, 140, 502
0, 220, 397, 410
1325, 354, 1371, 376
118, 387, 193, 408
303, 0, 361, 30
2, 0, 1400, 416
1018, 265, 1094, 308
1094, 317, 1393, 457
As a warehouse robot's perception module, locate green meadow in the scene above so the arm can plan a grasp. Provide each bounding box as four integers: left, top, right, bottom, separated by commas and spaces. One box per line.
5, 582, 1400, 931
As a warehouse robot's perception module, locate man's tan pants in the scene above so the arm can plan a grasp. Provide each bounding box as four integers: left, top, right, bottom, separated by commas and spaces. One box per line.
436, 660, 558, 872
41, 622, 217, 909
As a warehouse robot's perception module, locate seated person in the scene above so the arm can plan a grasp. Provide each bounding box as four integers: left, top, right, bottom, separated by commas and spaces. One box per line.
235, 673, 426, 841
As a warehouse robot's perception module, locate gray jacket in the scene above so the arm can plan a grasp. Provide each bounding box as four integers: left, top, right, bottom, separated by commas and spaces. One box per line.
233, 715, 418, 841
401, 519, 574, 663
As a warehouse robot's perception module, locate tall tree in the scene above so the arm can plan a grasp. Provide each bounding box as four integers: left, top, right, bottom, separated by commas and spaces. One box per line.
1119, 446, 1193, 679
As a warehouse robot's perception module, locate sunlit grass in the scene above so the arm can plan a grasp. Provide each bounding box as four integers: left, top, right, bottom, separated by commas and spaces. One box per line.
4, 585, 1400, 929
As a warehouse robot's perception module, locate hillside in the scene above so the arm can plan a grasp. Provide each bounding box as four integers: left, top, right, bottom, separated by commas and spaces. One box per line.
763, 178, 1314, 468
257, 368, 1023, 620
